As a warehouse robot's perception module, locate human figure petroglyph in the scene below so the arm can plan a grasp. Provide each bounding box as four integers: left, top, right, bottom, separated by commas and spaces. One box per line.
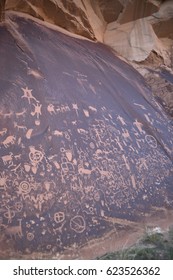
137, 158, 148, 172
31, 103, 42, 119
122, 129, 132, 141
5, 219, 23, 239
0, 128, 7, 136
1, 153, 13, 166
14, 122, 27, 132
2, 135, 15, 148
3, 206, 15, 224
21, 87, 38, 104
133, 119, 144, 134
72, 103, 79, 116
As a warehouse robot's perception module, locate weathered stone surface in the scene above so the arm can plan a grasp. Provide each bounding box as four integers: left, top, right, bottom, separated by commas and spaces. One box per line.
94, 0, 124, 23
0, 13, 173, 259
5, 0, 105, 41
118, 0, 160, 24
2, 0, 173, 65
104, 18, 161, 62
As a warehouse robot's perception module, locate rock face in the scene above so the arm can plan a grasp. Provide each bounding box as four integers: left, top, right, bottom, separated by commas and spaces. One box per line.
0, 13, 173, 259
1, 0, 172, 65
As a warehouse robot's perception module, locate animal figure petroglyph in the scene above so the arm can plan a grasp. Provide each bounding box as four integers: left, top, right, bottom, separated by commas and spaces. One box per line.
0, 128, 7, 136
14, 122, 27, 132
47, 104, 56, 115
1, 153, 13, 166
3, 111, 13, 118
15, 108, 27, 118
5, 219, 23, 239
2, 135, 15, 148
53, 130, 63, 137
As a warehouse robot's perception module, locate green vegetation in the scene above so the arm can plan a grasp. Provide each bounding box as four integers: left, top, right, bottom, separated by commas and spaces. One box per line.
98, 227, 173, 260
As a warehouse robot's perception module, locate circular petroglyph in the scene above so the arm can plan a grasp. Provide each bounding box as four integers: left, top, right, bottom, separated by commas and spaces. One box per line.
70, 215, 86, 233
54, 212, 65, 224
145, 135, 157, 148
29, 146, 44, 164
19, 181, 31, 194
27, 232, 34, 241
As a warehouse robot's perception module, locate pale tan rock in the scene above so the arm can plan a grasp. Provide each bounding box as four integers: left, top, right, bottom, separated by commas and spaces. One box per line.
104, 18, 161, 62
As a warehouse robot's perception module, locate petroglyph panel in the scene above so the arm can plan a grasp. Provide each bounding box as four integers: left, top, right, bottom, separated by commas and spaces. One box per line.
0, 14, 173, 259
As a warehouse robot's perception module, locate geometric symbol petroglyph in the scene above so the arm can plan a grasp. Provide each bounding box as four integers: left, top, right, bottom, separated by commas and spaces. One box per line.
70, 215, 86, 233
29, 146, 44, 164
27, 232, 35, 241
19, 181, 31, 195
54, 212, 65, 224
145, 134, 157, 149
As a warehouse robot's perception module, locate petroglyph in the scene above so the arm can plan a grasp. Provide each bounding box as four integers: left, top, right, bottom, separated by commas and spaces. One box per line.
72, 103, 79, 116
0, 128, 7, 136
133, 119, 144, 134
31, 103, 42, 119
70, 215, 86, 233
2, 135, 15, 148
5, 219, 23, 239
47, 104, 56, 115
29, 146, 44, 165
21, 87, 38, 104
3, 206, 15, 224
15, 108, 27, 118
0, 16, 173, 259
54, 212, 65, 224
145, 135, 157, 148
14, 122, 27, 132
1, 153, 13, 166
0, 172, 8, 191
26, 129, 33, 139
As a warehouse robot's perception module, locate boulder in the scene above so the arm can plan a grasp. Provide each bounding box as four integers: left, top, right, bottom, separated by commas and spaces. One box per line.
0, 13, 173, 259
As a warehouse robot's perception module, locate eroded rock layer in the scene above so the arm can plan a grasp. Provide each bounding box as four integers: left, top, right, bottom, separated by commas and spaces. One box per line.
0, 14, 173, 259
